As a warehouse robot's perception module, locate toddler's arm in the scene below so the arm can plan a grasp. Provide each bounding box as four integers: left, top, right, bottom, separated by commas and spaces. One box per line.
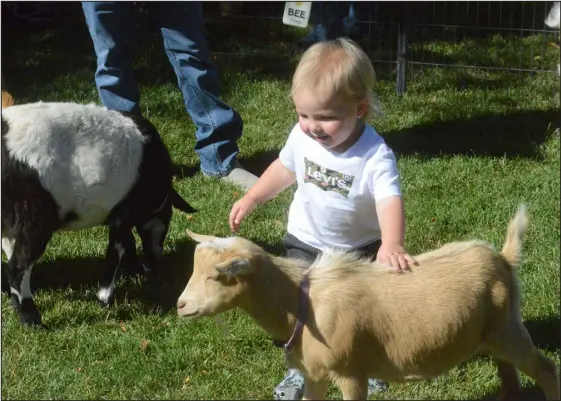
229, 158, 296, 232
375, 195, 418, 271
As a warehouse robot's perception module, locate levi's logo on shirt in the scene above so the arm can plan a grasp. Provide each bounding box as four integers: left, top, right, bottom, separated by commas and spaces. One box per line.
303, 158, 355, 198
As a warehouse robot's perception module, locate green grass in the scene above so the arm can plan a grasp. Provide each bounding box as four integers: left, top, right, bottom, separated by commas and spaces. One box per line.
1, 9, 560, 400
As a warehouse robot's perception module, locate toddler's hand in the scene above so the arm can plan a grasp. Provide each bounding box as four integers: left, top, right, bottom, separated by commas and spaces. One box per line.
229, 195, 258, 232
376, 243, 418, 272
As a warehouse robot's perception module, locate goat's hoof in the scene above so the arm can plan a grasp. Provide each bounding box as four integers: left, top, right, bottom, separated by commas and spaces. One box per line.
20, 316, 46, 329
35, 322, 48, 330
123, 262, 145, 277
19, 300, 44, 327
97, 299, 112, 309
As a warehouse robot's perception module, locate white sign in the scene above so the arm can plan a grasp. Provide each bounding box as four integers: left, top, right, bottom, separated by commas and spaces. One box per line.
282, 2, 312, 28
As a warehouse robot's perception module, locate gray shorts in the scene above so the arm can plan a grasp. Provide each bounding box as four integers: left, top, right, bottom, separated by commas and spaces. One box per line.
283, 233, 382, 265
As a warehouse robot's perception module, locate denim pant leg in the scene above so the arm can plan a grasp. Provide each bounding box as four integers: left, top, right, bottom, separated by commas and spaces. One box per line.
82, 2, 141, 114
153, 2, 242, 176
301, 2, 358, 47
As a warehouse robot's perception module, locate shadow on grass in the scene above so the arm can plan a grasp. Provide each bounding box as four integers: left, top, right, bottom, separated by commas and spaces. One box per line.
7, 232, 288, 327
0, 2, 299, 101
171, 151, 283, 180
524, 316, 561, 353
8, 238, 198, 323
456, 316, 559, 401
479, 385, 548, 401
382, 108, 560, 160
171, 163, 200, 179
174, 107, 560, 184
234, 108, 560, 179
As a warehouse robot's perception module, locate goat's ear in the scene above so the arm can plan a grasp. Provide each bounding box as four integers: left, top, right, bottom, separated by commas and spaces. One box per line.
186, 229, 221, 244
2, 91, 15, 109
215, 257, 252, 278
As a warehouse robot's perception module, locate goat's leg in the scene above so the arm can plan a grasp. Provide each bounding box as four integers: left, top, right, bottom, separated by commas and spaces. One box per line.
6, 234, 51, 327
2, 266, 9, 294
486, 322, 560, 401
334, 376, 369, 400
1, 235, 15, 293
493, 358, 521, 400
2, 235, 15, 260
302, 376, 329, 400
97, 227, 136, 306
135, 204, 171, 275
135, 204, 172, 303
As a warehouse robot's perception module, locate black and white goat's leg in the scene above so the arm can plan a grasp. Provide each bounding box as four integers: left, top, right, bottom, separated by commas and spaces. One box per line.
5, 234, 52, 327
136, 204, 172, 276
97, 227, 137, 306
2, 235, 15, 260
135, 204, 172, 302
2, 235, 16, 293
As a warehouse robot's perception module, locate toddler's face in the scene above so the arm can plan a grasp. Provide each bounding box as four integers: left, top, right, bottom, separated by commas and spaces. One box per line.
293, 90, 367, 152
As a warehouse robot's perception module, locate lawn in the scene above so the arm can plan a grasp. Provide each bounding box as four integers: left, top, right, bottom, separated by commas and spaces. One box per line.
1, 4, 560, 400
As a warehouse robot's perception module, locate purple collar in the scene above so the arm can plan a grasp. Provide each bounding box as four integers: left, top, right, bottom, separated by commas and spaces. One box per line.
273, 274, 310, 352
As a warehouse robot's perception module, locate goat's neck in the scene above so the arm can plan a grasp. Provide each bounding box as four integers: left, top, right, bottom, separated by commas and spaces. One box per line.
240, 255, 307, 343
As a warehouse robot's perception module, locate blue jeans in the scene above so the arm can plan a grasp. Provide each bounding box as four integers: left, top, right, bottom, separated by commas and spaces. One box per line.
298, 2, 359, 49
82, 2, 242, 176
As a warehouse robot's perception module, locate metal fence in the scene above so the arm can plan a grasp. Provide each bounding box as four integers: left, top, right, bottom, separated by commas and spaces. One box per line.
3, 1, 560, 95
202, 1, 560, 94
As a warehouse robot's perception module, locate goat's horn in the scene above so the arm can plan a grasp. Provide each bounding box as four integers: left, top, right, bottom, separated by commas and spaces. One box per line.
186, 229, 220, 243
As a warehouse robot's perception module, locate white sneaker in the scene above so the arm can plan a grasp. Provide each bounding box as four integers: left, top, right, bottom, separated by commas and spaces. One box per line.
272, 369, 388, 400
220, 161, 259, 191
273, 369, 305, 400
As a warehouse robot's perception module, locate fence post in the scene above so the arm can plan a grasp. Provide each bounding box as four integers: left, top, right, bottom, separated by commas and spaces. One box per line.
396, 2, 410, 96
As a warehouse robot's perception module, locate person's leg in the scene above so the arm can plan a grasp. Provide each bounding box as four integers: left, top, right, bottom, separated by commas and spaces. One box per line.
283, 233, 319, 264
355, 238, 382, 261
152, 2, 257, 189
297, 2, 358, 52
273, 234, 318, 400
82, 2, 140, 114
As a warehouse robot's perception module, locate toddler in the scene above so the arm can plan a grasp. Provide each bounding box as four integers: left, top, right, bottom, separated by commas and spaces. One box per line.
229, 37, 417, 400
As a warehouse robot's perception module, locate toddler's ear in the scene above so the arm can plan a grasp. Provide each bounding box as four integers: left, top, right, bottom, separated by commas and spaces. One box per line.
356, 99, 368, 119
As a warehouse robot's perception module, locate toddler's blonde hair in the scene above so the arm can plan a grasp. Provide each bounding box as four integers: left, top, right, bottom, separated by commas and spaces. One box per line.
291, 37, 383, 119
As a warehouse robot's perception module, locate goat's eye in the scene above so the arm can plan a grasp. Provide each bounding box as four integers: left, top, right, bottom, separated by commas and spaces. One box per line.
207, 274, 234, 285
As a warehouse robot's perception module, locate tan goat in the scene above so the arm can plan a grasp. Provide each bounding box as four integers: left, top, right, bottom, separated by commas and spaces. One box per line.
177, 206, 560, 400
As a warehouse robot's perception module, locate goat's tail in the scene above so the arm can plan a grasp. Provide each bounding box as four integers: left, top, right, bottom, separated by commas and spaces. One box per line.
2, 91, 14, 109
170, 188, 197, 214
501, 204, 529, 270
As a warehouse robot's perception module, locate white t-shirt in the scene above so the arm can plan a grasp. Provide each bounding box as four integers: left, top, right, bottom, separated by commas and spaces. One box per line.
279, 122, 402, 251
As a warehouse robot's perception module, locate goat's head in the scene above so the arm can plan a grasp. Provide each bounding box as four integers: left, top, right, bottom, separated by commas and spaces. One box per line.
177, 229, 264, 319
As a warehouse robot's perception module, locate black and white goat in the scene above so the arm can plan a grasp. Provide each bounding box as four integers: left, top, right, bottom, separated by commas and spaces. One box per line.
1, 93, 197, 327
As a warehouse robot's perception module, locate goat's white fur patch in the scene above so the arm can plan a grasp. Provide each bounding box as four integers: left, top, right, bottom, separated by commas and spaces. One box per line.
2, 102, 146, 230
115, 242, 125, 259
2, 236, 15, 260
97, 287, 114, 304
97, 237, 128, 303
